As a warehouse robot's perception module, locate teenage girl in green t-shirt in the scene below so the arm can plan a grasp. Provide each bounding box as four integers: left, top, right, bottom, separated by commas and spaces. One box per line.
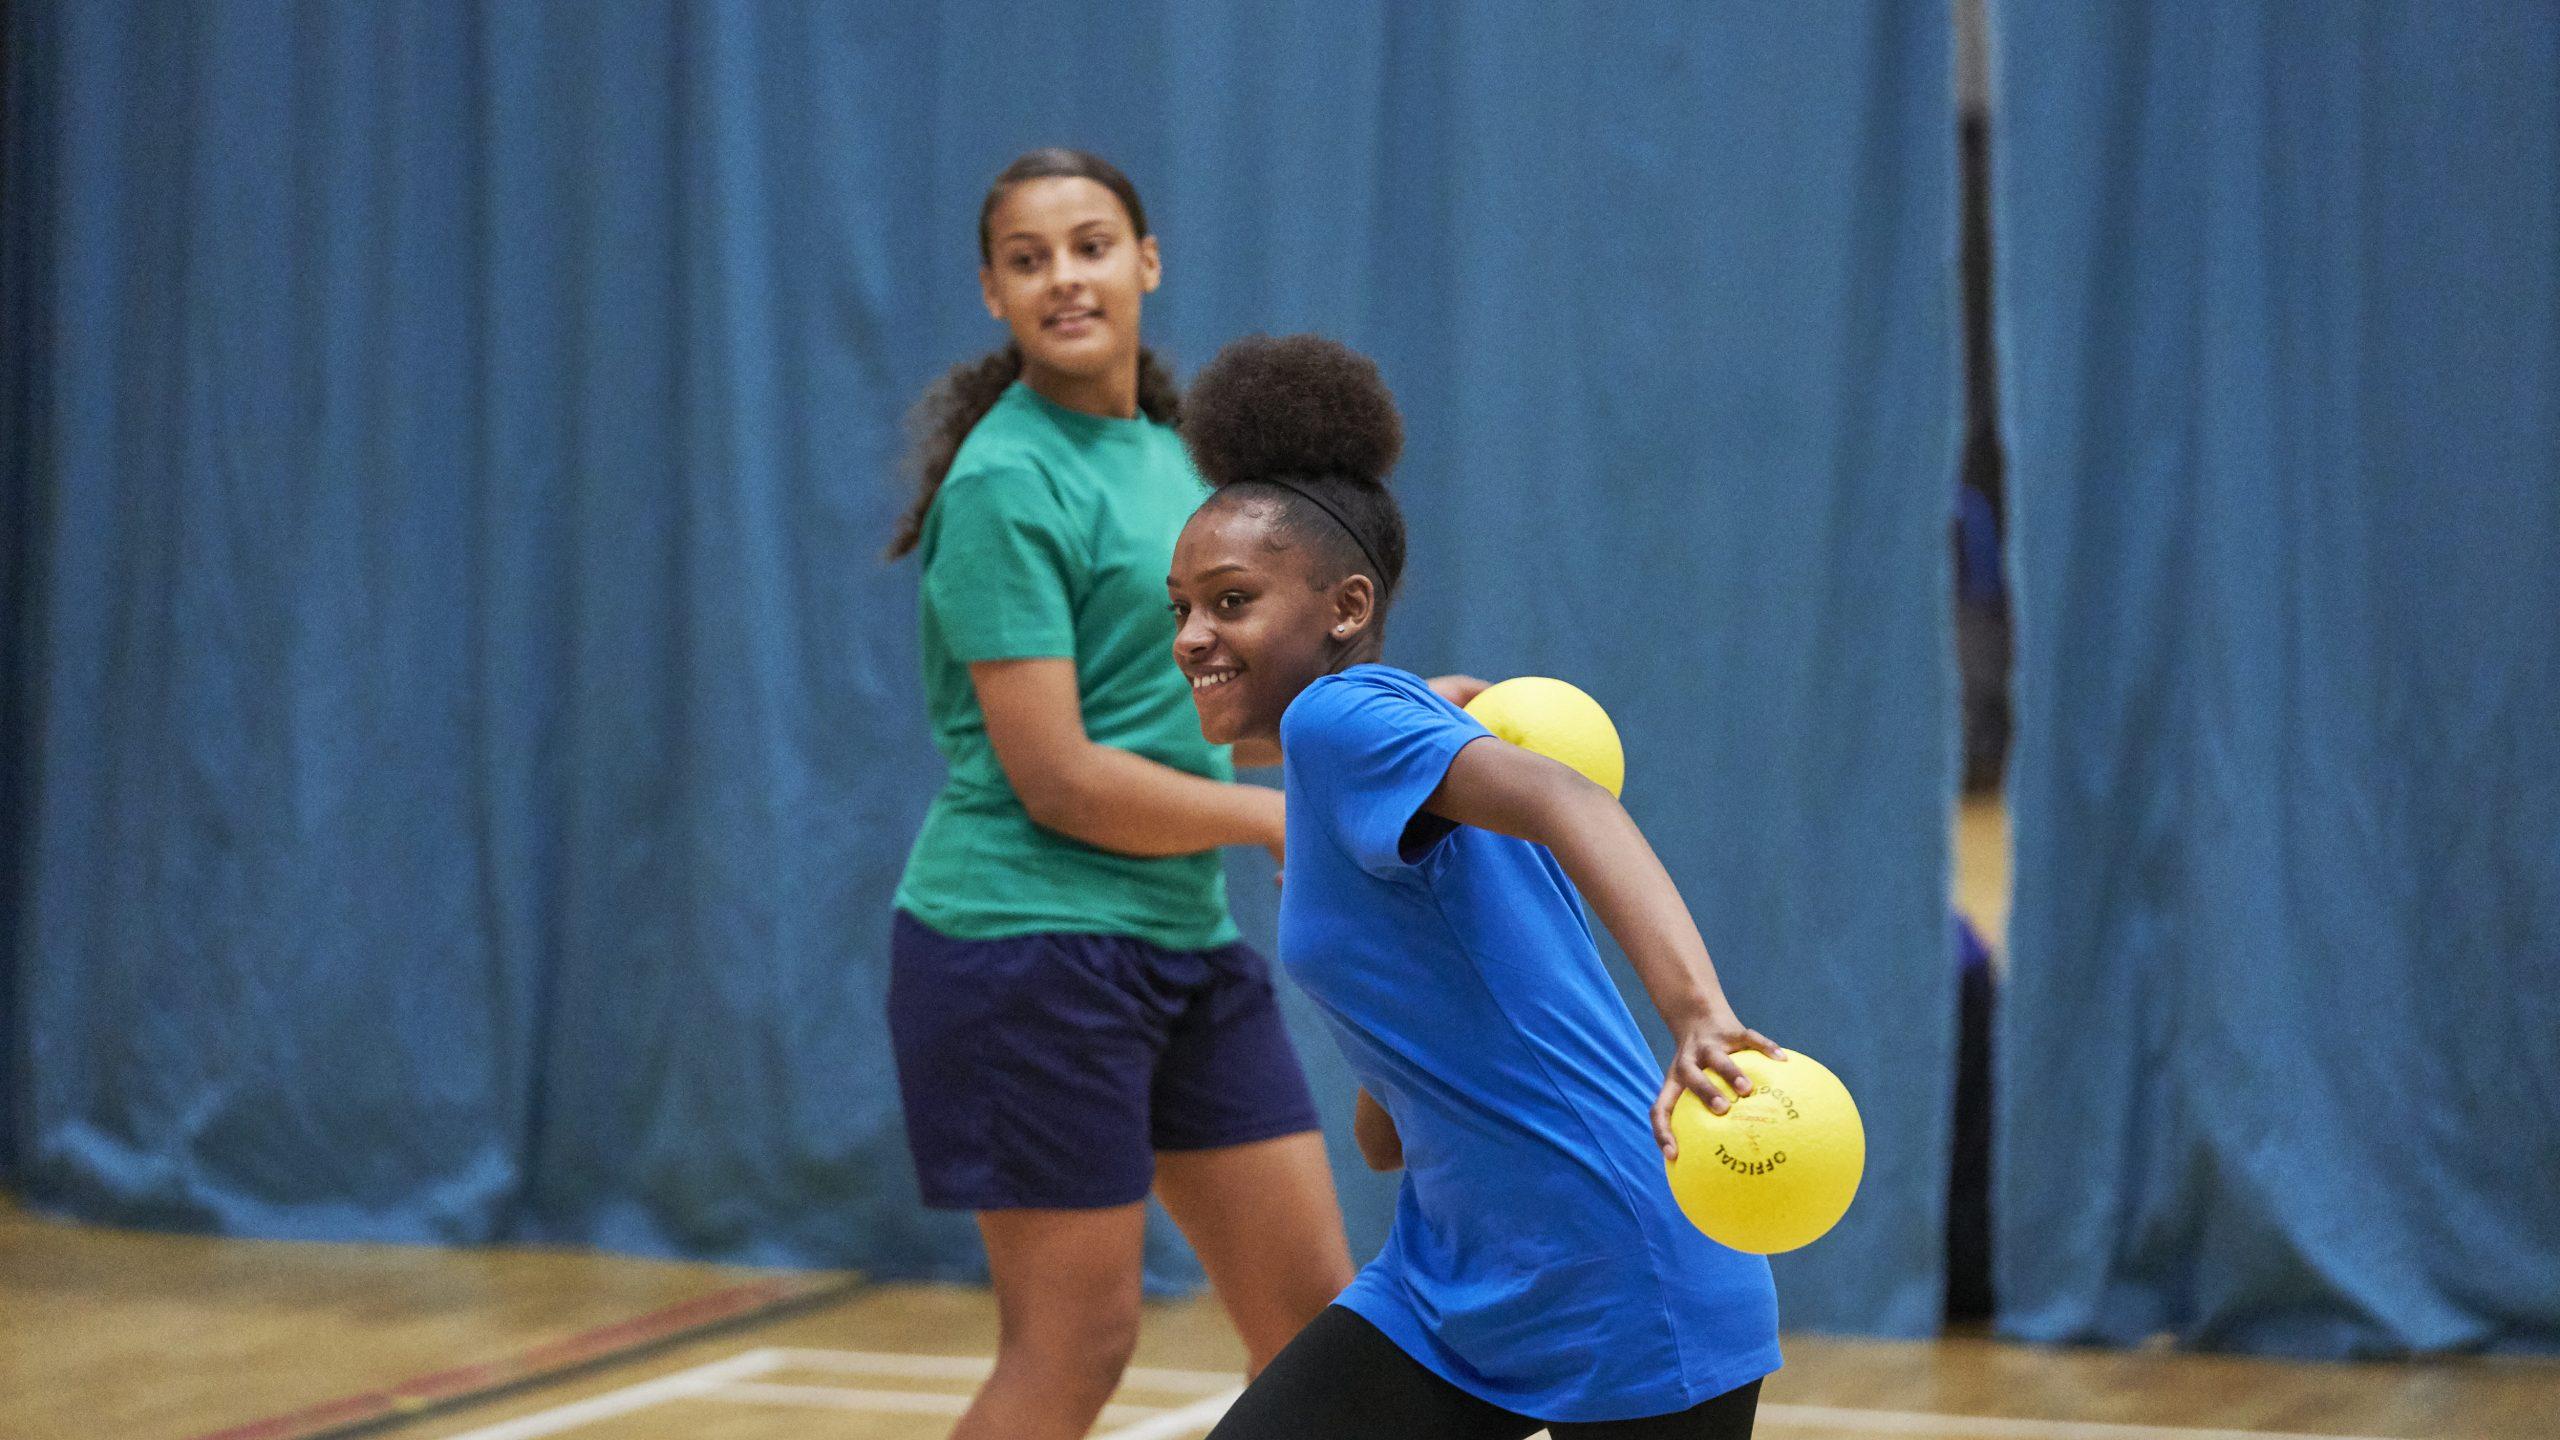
882, 149, 1357, 1440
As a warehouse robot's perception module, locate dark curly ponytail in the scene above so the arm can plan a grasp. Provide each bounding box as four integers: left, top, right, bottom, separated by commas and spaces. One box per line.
885, 148, 1180, 560
1179, 334, 1408, 608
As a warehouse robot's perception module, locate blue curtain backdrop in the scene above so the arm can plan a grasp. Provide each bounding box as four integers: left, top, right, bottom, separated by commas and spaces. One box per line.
1993, 4, 2560, 1356
2, 1, 1956, 1333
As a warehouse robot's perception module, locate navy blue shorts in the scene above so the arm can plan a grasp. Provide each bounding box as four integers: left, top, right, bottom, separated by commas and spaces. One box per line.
887, 910, 1324, 1211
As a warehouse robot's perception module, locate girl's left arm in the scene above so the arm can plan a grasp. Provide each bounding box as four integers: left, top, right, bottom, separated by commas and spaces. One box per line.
1419, 738, 1782, 1160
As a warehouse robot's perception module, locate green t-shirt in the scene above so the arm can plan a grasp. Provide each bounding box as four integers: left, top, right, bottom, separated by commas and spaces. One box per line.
895, 381, 1239, 950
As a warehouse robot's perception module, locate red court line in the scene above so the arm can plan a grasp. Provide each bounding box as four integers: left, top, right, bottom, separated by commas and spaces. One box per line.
187, 1272, 857, 1440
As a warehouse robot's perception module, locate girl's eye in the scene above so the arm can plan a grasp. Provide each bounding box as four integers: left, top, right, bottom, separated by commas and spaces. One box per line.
1081, 239, 1110, 258
1168, 601, 1188, 619
1216, 592, 1248, 613
1009, 253, 1038, 272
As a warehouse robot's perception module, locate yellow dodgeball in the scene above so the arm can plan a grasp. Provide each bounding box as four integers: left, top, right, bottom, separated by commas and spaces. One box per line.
1666, 1048, 1865, 1254
1464, 677, 1625, 797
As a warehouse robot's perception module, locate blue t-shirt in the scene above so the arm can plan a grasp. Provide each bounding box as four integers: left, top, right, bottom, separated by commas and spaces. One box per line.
1278, 665, 1781, 1423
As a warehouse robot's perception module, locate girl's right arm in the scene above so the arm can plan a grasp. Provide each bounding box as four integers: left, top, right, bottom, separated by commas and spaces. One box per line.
1418, 736, 1781, 1160
975, 657, 1283, 862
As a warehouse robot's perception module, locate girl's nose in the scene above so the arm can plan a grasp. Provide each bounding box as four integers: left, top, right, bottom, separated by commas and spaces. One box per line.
1175, 613, 1214, 656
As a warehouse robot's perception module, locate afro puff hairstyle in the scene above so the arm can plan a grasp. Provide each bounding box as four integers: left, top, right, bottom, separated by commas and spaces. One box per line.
1181, 334, 1402, 488
1180, 334, 1409, 600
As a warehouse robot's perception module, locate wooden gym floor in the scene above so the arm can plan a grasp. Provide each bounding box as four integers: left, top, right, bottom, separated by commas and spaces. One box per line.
9, 804, 2553, 1438
6, 1199, 2552, 1440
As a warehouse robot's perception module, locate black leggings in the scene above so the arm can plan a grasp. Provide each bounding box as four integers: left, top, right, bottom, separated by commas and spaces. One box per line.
1206, 1306, 1760, 1440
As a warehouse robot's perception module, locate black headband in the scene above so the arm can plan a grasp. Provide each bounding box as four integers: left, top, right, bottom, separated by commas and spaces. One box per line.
1255, 475, 1390, 600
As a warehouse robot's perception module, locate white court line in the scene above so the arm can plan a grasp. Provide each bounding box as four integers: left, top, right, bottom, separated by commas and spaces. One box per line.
1089, 1386, 1247, 1440
760, 1353, 2416, 1440
697, 1379, 1167, 1425
760, 1346, 1240, 1393
1757, 1405, 2409, 1440
442, 1344, 2420, 1440
438, 1347, 783, 1440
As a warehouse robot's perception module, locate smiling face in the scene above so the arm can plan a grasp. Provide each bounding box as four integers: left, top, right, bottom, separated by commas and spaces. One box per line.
1168, 497, 1378, 748
980, 176, 1160, 403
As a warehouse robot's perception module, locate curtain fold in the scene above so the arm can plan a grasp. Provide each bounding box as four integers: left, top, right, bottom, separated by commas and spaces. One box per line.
1992, 0, 2560, 1356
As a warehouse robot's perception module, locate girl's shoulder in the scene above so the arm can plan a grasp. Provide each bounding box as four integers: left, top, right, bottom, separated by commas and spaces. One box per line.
917, 450, 1085, 575
928, 454, 1061, 525
1315, 663, 1431, 701
937, 395, 1078, 519
944, 402, 1052, 488
1282, 667, 1460, 747
1296, 662, 1417, 705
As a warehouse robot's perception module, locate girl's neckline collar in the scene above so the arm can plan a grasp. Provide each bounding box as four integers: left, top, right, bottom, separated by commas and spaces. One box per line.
1011, 379, 1150, 432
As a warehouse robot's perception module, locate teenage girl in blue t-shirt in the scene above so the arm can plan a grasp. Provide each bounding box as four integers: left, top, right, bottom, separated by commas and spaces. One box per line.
1167, 335, 1786, 1438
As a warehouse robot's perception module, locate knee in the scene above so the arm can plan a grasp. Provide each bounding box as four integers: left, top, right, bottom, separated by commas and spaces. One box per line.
999, 1301, 1141, 1392
1075, 1307, 1142, 1379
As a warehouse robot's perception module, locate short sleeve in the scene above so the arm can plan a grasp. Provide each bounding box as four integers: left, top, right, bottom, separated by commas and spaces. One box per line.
1284, 674, 1490, 878
921, 466, 1082, 662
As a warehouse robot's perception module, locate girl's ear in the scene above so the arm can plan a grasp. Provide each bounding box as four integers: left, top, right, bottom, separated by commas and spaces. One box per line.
1329, 573, 1378, 641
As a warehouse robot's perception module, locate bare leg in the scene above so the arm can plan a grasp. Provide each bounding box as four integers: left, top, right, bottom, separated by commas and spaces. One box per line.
949, 1204, 1149, 1440
1155, 1131, 1357, 1375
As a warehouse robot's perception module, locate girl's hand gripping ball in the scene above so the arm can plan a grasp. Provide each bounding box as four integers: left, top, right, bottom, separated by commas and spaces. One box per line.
1665, 1049, 1865, 1254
